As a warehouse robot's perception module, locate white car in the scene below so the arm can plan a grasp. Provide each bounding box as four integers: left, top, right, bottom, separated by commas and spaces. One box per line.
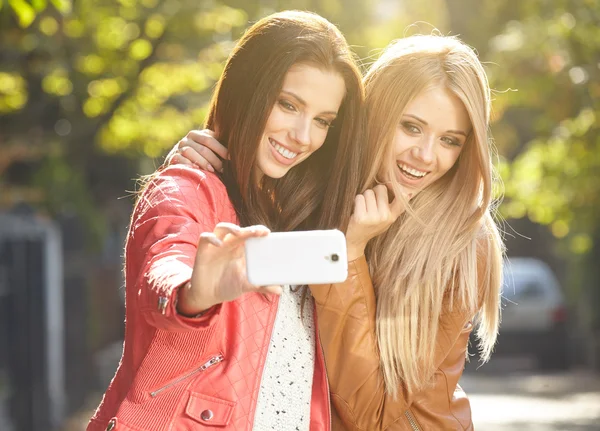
495, 257, 569, 369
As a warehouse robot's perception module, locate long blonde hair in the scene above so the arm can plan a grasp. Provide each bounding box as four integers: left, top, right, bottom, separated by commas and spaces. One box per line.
363, 35, 504, 396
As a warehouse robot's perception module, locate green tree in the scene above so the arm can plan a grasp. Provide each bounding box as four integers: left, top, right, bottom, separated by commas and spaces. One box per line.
1, 0, 253, 243
447, 0, 600, 363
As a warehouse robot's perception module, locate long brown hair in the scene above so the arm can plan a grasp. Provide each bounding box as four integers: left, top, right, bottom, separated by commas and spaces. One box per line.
206, 10, 365, 232
362, 35, 504, 396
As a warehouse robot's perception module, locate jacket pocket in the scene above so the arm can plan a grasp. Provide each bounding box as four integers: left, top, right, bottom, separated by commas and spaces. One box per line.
148, 353, 224, 398
185, 392, 236, 427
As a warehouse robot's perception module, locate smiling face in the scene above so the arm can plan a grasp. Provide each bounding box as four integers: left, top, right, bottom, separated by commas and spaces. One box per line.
255, 63, 346, 180
389, 85, 471, 195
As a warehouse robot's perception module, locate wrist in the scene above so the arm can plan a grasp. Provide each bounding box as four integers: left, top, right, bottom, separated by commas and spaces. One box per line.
347, 244, 366, 261
176, 282, 217, 317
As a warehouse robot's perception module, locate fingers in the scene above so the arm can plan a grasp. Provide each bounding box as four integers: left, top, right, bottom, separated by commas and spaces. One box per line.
216, 223, 270, 248
179, 146, 217, 172
374, 185, 392, 220
170, 129, 228, 172
213, 222, 242, 240
198, 232, 223, 248
187, 129, 227, 158
167, 129, 228, 171
356, 186, 392, 223
363, 189, 377, 214
233, 225, 270, 241
200, 224, 270, 251
186, 129, 229, 162
168, 152, 195, 167
353, 194, 367, 220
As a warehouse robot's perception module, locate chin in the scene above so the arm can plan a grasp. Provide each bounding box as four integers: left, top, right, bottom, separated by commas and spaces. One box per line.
260, 163, 292, 180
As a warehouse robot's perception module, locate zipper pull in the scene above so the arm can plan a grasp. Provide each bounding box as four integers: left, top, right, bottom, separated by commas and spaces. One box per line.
200, 354, 224, 371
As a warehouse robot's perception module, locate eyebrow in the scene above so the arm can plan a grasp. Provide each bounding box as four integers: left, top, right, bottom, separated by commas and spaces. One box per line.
281, 90, 339, 116
404, 114, 468, 137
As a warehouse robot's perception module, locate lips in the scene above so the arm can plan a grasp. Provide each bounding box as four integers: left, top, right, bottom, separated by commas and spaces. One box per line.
395, 161, 431, 186
397, 162, 428, 178
268, 138, 300, 166
269, 138, 298, 159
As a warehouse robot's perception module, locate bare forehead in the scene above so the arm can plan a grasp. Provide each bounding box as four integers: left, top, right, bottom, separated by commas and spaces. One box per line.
406, 86, 471, 131
280, 63, 346, 113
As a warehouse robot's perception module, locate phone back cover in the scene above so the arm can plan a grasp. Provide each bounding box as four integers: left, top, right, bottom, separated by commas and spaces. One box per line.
244, 230, 348, 285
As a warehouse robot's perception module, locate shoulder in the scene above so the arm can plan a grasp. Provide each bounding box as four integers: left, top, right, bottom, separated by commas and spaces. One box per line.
134, 166, 234, 224
140, 167, 229, 206
145, 166, 228, 198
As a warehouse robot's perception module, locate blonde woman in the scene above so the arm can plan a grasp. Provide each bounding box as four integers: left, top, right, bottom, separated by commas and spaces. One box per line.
168, 34, 503, 430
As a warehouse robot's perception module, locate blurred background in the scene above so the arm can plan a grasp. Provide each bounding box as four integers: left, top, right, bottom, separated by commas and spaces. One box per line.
0, 0, 599, 430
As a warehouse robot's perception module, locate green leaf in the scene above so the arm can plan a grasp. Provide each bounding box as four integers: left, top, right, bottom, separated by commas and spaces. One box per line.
50, 0, 71, 14
8, 0, 36, 28
31, 0, 47, 12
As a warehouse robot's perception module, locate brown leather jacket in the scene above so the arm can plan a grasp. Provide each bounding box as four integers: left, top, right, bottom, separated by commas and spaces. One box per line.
310, 256, 475, 430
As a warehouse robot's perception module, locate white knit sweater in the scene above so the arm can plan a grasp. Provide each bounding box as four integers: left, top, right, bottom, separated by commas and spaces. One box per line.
252, 287, 315, 431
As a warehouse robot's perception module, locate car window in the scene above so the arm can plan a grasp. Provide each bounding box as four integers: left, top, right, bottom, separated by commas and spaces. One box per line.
516, 281, 544, 300
503, 275, 545, 300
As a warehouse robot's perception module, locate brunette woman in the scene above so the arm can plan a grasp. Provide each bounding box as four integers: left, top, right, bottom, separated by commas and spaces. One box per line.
87, 11, 365, 431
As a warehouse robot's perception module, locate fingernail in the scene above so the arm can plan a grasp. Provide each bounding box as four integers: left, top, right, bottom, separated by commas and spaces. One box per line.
207, 164, 215, 173
209, 237, 222, 247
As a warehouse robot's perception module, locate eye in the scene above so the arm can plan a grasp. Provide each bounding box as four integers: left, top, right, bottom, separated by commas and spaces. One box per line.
278, 99, 297, 112
315, 117, 333, 129
441, 136, 462, 147
401, 122, 420, 134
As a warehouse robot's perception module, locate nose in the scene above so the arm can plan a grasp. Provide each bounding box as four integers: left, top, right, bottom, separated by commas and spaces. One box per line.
412, 135, 435, 164
291, 116, 311, 148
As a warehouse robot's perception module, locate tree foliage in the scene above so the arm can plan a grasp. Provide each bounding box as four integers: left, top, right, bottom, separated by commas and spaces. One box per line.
483, 0, 600, 256
1, 0, 598, 258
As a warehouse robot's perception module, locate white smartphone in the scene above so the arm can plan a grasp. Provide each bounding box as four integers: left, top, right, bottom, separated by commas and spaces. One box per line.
244, 229, 348, 286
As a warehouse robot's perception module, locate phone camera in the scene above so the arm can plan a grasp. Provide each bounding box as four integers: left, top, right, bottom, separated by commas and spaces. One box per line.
331, 253, 339, 262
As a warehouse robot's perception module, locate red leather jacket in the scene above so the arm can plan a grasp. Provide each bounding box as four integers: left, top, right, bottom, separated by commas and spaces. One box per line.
87, 167, 331, 431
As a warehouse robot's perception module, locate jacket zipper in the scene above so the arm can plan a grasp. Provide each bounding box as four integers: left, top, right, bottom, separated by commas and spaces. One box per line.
149, 354, 224, 397
405, 409, 421, 431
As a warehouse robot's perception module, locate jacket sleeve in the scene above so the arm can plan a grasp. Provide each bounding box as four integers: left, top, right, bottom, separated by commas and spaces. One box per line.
126, 167, 228, 332
310, 255, 473, 431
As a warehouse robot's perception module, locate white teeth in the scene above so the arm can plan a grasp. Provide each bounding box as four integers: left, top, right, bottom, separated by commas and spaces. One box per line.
399, 163, 427, 178
270, 139, 298, 159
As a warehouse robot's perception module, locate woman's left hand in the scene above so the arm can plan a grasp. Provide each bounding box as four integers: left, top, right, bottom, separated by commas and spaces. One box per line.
346, 185, 409, 261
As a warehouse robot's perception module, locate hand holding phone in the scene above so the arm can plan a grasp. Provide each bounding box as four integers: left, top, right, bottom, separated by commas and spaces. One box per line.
179, 223, 282, 316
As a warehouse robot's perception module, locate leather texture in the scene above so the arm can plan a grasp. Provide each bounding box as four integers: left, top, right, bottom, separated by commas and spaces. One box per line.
310, 256, 476, 431
87, 167, 330, 431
